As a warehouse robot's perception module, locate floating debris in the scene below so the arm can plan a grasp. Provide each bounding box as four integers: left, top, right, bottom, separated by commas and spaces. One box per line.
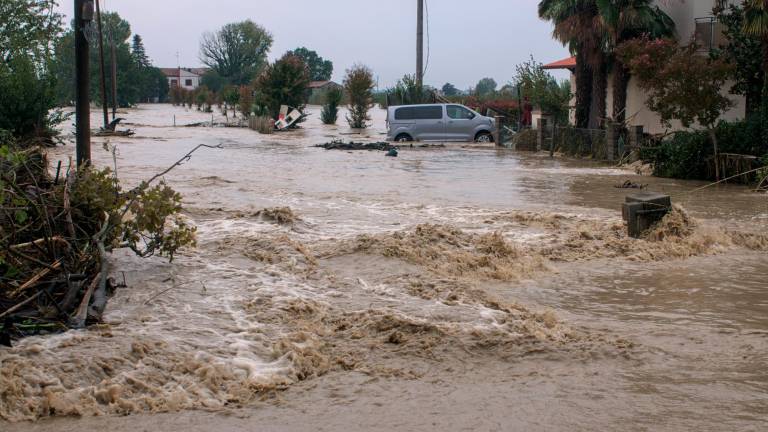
315, 140, 395, 151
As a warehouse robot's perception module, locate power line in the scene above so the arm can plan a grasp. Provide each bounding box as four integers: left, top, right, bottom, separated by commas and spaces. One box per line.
423, 0, 430, 79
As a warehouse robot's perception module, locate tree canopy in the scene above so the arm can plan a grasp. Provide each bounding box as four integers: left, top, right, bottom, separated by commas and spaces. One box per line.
442, 83, 459, 96
474, 78, 498, 96
287, 47, 333, 81
200, 20, 273, 86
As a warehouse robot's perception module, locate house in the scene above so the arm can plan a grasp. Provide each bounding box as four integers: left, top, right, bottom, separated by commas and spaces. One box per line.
307, 80, 342, 104
543, 0, 745, 134
161, 68, 207, 91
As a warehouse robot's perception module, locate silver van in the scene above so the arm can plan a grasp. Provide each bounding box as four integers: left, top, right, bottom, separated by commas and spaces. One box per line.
386, 104, 495, 143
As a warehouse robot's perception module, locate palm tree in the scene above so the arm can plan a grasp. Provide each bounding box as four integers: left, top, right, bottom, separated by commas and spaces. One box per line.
539, 0, 604, 129
596, 0, 675, 124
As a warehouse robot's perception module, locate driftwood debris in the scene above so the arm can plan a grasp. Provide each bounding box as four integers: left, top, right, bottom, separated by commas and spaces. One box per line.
615, 180, 647, 190
315, 140, 396, 151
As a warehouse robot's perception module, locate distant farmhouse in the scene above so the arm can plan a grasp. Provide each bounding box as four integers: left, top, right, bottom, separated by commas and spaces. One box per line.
308, 80, 342, 104
161, 68, 210, 91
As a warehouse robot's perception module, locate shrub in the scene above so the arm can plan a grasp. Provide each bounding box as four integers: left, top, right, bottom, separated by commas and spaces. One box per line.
642, 117, 767, 180
386, 74, 433, 106
321, 87, 343, 125
344, 64, 375, 129
254, 53, 310, 120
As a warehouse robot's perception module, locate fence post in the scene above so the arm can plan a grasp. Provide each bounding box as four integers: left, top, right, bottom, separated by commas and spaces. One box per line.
536, 118, 545, 152
494, 116, 505, 146
629, 125, 643, 151
605, 122, 618, 161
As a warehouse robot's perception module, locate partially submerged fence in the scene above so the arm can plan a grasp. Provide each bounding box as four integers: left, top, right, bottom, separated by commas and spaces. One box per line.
510, 119, 646, 162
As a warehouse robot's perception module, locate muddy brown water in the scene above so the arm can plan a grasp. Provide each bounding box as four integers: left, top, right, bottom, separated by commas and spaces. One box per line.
2, 105, 767, 431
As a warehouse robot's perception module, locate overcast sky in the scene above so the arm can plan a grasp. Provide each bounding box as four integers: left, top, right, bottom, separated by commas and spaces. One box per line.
55, 0, 570, 89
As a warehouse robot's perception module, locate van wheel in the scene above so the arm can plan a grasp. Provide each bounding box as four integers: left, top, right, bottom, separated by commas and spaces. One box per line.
395, 133, 413, 143
475, 132, 493, 143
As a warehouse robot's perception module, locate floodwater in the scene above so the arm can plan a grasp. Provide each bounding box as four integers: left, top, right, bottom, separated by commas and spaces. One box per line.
2, 104, 767, 431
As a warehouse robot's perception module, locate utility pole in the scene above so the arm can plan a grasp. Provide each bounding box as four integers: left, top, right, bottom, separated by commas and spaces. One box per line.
75, 0, 94, 167
416, 0, 424, 85
111, 41, 118, 120
95, 0, 109, 129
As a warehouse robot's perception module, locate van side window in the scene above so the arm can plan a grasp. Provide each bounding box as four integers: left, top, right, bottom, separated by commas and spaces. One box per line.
447, 105, 475, 120
395, 107, 415, 120
413, 106, 443, 120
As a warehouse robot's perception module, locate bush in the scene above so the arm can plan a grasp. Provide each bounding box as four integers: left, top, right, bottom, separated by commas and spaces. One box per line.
344, 64, 375, 129
254, 53, 310, 120
642, 118, 767, 180
512, 129, 538, 151
321, 87, 343, 125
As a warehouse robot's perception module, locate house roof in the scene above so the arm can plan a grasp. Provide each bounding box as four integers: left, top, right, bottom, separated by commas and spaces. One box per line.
543, 56, 577, 70
160, 68, 207, 78
309, 80, 340, 89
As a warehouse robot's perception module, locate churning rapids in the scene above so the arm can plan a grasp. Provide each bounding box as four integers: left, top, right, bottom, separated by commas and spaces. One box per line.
2, 105, 767, 431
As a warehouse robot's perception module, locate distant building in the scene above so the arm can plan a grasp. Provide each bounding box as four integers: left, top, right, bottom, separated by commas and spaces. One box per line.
543, 0, 745, 134
307, 80, 342, 103
161, 68, 209, 91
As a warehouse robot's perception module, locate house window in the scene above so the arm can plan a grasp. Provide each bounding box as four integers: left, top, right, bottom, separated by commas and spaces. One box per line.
185, 79, 193, 87
171, 79, 178, 87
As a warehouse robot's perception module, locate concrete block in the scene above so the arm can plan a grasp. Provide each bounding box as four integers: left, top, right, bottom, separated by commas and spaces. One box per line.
622, 192, 671, 238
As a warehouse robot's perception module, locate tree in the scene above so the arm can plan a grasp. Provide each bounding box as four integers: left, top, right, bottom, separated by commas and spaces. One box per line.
596, 0, 675, 123
515, 57, 572, 126
474, 78, 498, 96
131, 34, 150, 68
200, 20, 273, 86
321, 86, 343, 125
287, 47, 333, 81
344, 64, 375, 128
619, 38, 734, 180
0, 0, 62, 139
51, 12, 168, 106
201, 70, 226, 93
239, 85, 254, 117
539, 0, 599, 129
388, 74, 432, 106
442, 82, 459, 96
714, 2, 764, 116
254, 53, 311, 120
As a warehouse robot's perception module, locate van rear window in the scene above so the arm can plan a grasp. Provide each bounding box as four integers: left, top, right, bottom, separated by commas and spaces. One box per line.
394, 106, 443, 120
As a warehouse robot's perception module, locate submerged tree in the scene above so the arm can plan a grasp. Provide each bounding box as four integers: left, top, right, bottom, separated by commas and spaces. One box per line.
619, 38, 734, 180
287, 47, 333, 81
199, 20, 273, 86
344, 64, 375, 129
254, 53, 311, 120
321, 86, 343, 125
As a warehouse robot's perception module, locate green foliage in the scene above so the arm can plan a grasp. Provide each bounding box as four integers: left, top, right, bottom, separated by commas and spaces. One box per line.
72, 164, 196, 261
442, 83, 459, 97
474, 78, 498, 97
287, 47, 333, 81
321, 86, 343, 125
514, 56, 571, 125
619, 37, 734, 130
0, 0, 62, 141
200, 20, 273, 86
254, 53, 310, 120
344, 64, 375, 129
713, 3, 765, 116
641, 117, 767, 180
239, 85, 254, 118
386, 74, 433, 106
52, 13, 167, 106
201, 70, 226, 93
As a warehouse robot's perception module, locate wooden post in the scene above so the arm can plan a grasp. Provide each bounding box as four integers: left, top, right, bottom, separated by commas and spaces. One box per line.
416, 0, 424, 85
110, 41, 118, 120
95, 0, 109, 129
75, 0, 92, 168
